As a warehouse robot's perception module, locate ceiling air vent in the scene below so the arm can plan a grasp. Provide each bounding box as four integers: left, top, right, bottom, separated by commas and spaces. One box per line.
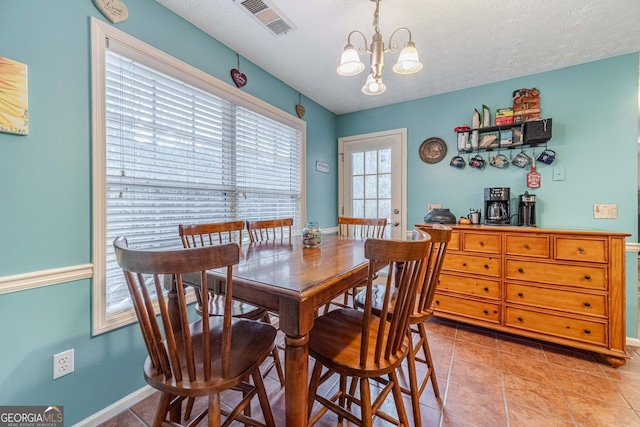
236, 0, 297, 37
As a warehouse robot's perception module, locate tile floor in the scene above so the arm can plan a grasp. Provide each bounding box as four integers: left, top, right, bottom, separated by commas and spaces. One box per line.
98, 316, 640, 427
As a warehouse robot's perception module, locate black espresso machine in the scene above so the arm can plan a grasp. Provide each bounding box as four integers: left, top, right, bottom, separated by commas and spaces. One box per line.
484, 187, 510, 225
517, 191, 537, 227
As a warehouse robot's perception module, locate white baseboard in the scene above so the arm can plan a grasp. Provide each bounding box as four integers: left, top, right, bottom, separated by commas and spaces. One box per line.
72, 385, 156, 427
627, 337, 640, 348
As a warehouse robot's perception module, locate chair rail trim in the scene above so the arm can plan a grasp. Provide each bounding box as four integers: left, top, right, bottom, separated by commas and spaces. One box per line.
0, 264, 93, 295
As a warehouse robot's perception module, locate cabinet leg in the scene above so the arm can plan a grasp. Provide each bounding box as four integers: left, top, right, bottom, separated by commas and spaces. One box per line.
602, 355, 627, 368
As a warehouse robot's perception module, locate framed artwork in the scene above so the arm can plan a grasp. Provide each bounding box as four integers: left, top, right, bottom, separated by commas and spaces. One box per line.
0, 56, 29, 135
316, 160, 329, 173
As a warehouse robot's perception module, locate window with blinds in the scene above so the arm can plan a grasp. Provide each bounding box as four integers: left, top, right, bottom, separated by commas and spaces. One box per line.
92, 19, 304, 332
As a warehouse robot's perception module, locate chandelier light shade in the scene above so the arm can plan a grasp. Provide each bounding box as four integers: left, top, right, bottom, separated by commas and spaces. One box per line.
361, 73, 386, 95
337, 44, 365, 76
393, 40, 423, 74
336, 0, 423, 96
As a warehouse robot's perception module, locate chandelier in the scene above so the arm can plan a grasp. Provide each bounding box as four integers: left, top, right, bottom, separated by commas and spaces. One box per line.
336, 0, 423, 96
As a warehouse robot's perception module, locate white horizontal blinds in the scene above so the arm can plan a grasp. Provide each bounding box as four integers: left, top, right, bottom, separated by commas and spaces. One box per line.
104, 50, 236, 312
103, 47, 302, 313
235, 106, 302, 232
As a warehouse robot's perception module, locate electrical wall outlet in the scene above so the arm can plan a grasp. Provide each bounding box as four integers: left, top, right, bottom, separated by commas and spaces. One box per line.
53, 349, 74, 379
427, 204, 441, 213
593, 204, 617, 219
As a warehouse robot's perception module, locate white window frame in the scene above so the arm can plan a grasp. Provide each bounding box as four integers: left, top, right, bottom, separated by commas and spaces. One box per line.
90, 18, 306, 334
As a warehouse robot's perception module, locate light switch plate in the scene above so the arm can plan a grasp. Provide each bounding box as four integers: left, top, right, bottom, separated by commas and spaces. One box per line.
427, 204, 441, 213
594, 204, 617, 219
552, 167, 566, 181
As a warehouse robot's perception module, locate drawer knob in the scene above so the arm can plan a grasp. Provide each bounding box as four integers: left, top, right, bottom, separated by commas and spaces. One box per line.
483, 309, 489, 314
484, 287, 489, 292
484, 264, 489, 269
479, 241, 485, 247
518, 268, 524, 273
584, 329, 591, 335
518, 292, 524, 297
435, 300, 440, 305
578, 247, 585, 253
517, 317, 524, 322
524, 244, 530, 249
584, 275, 591, 280
463, 263, 467, 267
584, 302, 591, 307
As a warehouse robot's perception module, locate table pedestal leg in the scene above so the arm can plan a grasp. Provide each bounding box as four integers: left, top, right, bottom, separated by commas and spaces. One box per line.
285, 333, 309, 427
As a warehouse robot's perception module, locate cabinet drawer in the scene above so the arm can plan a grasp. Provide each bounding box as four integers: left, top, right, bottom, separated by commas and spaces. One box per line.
448, 230, 460, 251
438, 273, 501, 299
505, 307, 607, 346
462, 232, 501, 254
505, 260, 606, 290
443, 253, 501, 277
505, 234, 550, 258
505, 283, 606, 317
555, 237, 607, 263
434, 294, 500, 323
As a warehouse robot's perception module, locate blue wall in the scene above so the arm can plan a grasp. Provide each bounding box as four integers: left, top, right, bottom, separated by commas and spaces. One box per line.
0, 0, 638, 424
0, 0, 336, 424
337, 53, 639, 340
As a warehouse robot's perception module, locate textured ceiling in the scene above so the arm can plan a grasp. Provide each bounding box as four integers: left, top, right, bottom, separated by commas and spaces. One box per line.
156, 0, 640, 115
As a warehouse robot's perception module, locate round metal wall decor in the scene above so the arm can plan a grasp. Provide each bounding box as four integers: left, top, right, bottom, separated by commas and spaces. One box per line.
419, 137, 447, 164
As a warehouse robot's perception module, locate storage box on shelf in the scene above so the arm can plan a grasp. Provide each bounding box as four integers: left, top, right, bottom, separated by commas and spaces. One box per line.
421, 224, 629, 367
456, 118, 552, 154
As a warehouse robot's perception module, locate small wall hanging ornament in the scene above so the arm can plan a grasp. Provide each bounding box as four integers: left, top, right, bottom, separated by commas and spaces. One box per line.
93, 0, 129, 24
295, 93, 305, 118
230, 54, 247, 88
526, 158, 541, 188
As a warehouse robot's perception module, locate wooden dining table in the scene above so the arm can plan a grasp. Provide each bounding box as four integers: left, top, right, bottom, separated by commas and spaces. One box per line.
204, 233, 370, 427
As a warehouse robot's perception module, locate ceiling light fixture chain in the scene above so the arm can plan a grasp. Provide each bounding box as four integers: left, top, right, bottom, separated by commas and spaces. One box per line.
336, 0, 423, 96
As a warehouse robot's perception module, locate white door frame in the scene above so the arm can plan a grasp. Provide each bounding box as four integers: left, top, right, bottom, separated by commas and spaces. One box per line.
338, 128, 408, 239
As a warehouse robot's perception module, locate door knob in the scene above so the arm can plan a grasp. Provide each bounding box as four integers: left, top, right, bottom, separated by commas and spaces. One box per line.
392, 221, 399, 227
393, 209, 399, 214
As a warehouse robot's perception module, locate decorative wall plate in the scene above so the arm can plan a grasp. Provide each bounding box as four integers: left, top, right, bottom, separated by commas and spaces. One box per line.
419, 137, 447, 164
93, 0, 129, 24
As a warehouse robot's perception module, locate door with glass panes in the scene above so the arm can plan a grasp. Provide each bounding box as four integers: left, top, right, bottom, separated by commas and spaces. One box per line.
338, 129, 405, 240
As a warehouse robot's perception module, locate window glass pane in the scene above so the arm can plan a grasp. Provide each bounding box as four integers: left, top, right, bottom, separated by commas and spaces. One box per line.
352, 175, 364, 199
365, 151, 377, 174
352, 200, 364, 217
364, 175, 377, 199
352, 152, 364, 175
365, 200, 378, 218
378, 199, 391, 219
378, 148, 391, 173
378, 173, 391, 198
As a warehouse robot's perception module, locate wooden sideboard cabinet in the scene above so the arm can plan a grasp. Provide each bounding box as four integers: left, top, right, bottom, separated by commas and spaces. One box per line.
418, 224, 630, 367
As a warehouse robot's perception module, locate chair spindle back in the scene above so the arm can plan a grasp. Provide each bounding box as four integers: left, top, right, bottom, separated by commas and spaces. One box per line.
360, 231, 430, 366
338, 216, 387, 238
246, 218, 293, 242
113, 237, 240, 382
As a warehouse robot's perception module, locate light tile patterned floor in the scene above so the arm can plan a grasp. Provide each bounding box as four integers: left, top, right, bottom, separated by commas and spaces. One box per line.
99, 316, 640, 427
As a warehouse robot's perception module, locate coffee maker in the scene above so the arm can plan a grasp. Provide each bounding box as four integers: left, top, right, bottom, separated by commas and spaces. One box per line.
484, 187, 510, 225
517, 191, 537, 227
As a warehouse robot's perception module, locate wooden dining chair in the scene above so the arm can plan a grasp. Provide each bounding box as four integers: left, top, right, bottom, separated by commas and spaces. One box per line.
113, 237, 276, 427
337, 216, 388, 239
307, 231, 431, 427
178, 221, 285, 391
353, 224, 452, 427
246, 218, 293, 242
324, 216, 388, 312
